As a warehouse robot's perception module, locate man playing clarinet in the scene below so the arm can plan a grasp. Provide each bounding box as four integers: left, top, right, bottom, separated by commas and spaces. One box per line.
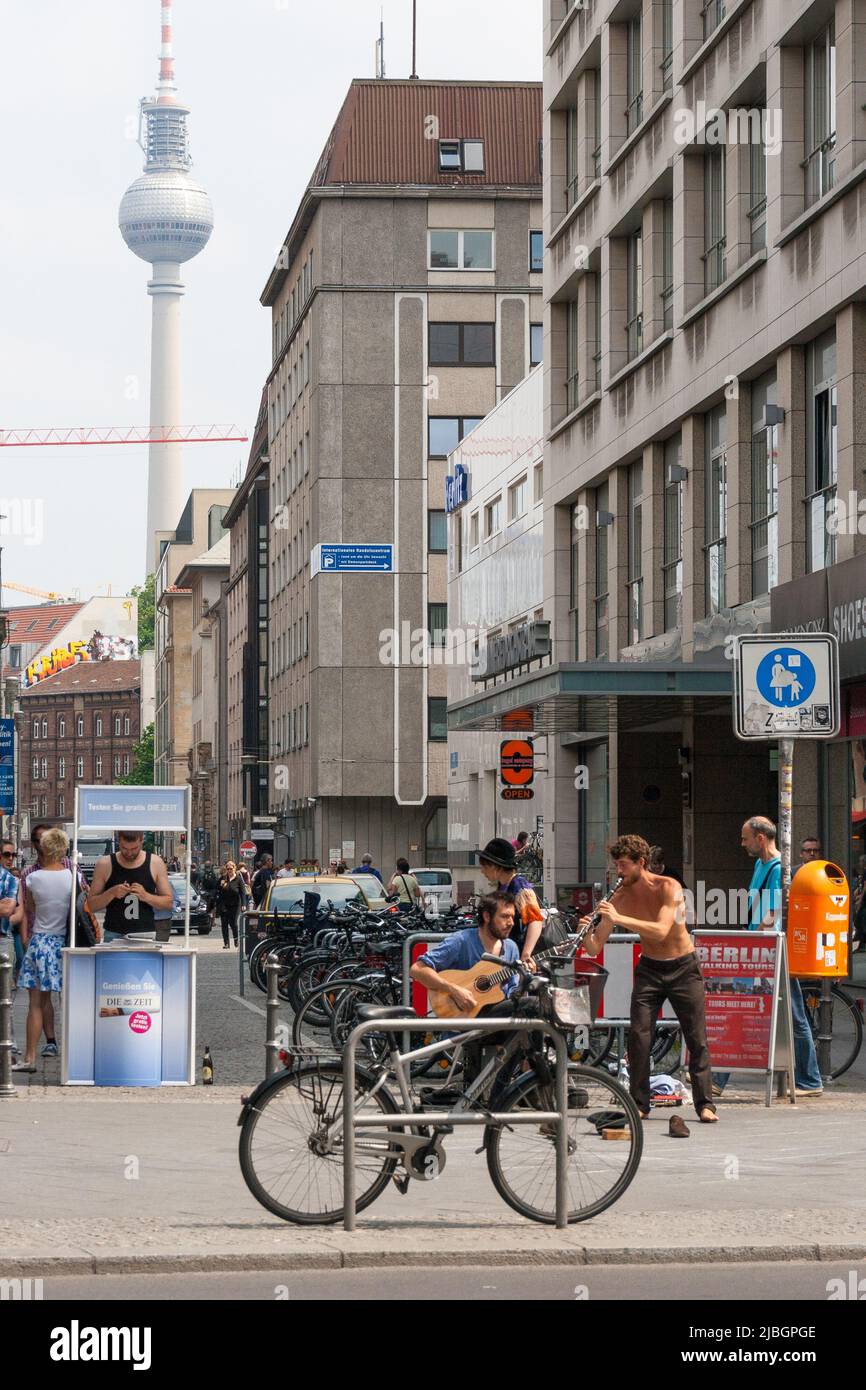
580, 834, 718, 1125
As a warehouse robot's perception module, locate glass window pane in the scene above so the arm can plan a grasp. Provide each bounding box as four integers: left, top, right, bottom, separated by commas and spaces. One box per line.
530, 323, 543, 365
429, 323, 460, 364
429, 604, 448, 644
463, 323, 495, 365
530, 230, 543, 273
439, 141, 461, 170
429, 418, 460, 456
463, 140, 484, 172
429, 510, 448, 552
428, 698, 448, 741
429, 230, 458, 269
463, 231, 493, 269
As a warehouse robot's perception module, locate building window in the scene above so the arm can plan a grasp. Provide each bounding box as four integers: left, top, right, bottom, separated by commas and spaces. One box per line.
750, 374, 779, 597
702, 0, 725, 41
114, 715, 121, 736
591, 74, 601, 179
805, 23, 836, 205
627, 463, 643, 644
428, 416, 483, 457
425, 805, 448, 858
428, 230, 494, 271
32, 758, 39, 779
429, 322, 495, 366
114, 756, 121, 777
626, 231, 643, 359
428, 698, 448, 742
661, 0, 673, 90
428, 510, 448, 553
124, 755, 130, 775
33, 721, 39, 740
662, 200, 674, 329
76, 716, 84, 736
124, 716, 131, 736
470, 512, 480, 549
570, 501, 582, 656
529, 230, 543, 273
533, 461, 543, 505
58, 757, 66, 779
438, 138, 484, 172
453, 513, 464, 575
663, 435, 683, 630
530, 323, 543, 366
95, 715, 103, 736
705, 405, 727, 614
595, 482, 610, 660
704, 148, 726, 294
509, 476, 528, 522
749, 129, 767, 252
76, 756, 84, 778
95, 755, 102, 779
484, 496, 502, 537
58, 794, 65, 817
428, 603, 448, 646
565, 106, 579, 209
806, 331, 837, 573
626, 17, 643, 134
566, 299, 580, 413
41, 757, 48, 779
41, 719, 47, 739
58, 716, 65, 737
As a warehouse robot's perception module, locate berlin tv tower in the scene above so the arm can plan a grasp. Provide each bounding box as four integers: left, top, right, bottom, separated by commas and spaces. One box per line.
119, 1, 214, 573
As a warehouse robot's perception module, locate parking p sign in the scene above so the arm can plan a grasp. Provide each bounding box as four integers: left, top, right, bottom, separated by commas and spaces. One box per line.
734, 634, 840, 740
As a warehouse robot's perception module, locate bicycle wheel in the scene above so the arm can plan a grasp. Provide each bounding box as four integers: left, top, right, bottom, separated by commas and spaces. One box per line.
291, 978, 362, 1051
802, 984, 864, 1079
650, 1022, 682, 1074
239, 1063, 401, 1224
486, 1063, 642, 1224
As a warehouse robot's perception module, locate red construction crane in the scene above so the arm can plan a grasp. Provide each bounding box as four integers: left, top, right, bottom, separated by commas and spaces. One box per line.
0, 425, 248, 448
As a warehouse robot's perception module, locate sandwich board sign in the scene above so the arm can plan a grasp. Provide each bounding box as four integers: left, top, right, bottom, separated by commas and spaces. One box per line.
734, 634, 840, 740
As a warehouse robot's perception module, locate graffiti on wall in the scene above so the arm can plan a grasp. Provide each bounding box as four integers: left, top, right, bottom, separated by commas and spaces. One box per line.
23, 633, 138, 688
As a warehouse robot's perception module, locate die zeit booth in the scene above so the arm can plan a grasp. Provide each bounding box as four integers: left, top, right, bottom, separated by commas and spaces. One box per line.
61, 786, 196, 1087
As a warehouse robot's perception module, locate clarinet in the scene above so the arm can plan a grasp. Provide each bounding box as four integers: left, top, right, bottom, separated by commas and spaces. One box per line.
575, 876, 624, 945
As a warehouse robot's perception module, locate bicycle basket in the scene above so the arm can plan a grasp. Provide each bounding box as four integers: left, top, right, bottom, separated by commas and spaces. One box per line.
549, 986, 593, 1028
567, 959, 608, 1022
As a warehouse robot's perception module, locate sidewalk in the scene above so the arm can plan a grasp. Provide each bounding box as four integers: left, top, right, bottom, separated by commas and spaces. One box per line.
2, 1081, 866, 1274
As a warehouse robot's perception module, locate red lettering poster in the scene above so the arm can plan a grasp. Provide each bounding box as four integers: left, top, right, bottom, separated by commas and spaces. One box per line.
694, 932, 779, 1069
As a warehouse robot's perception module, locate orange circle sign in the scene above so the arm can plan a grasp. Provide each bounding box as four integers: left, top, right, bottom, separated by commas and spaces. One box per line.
500, 739, 534, 786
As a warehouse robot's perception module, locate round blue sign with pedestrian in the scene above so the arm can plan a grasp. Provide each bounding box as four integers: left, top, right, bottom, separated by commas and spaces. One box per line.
755, 647, 816, 707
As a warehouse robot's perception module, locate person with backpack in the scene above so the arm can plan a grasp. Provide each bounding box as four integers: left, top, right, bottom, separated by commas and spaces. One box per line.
252, 856, 274, 907
477, 838, 545, 961
387, 858, 421, 912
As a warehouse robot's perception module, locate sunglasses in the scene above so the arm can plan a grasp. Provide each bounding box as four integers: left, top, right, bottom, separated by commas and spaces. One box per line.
1, 851, 13, 859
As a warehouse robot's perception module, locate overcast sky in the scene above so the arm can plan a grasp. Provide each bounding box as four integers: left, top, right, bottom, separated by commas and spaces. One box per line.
0, 0, 542, 604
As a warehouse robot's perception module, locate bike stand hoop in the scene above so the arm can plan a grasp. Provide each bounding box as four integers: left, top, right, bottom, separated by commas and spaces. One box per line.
342, 1016, 569, 1233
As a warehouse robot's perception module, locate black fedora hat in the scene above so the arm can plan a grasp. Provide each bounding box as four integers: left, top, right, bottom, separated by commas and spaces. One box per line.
478, 837, 518, 870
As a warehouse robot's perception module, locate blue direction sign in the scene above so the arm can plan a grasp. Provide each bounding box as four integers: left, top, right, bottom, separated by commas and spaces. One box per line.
311, 544, 393, 576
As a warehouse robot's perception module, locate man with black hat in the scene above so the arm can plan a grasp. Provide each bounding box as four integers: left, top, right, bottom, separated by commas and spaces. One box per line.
477, 837, 543, 960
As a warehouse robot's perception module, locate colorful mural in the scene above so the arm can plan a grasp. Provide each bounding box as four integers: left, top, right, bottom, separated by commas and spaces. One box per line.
23, 633, 138, 688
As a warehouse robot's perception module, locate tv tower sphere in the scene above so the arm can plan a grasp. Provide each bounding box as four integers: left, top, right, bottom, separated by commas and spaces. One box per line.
119, 0, 213, 572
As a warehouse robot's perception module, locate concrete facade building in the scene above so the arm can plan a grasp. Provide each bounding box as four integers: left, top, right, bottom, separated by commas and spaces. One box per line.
258, 78, 543, 868
509, 0, 866, 899
176, 536, 230, 865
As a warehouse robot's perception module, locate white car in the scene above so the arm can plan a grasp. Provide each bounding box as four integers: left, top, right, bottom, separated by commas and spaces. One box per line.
411, 867, 454, 913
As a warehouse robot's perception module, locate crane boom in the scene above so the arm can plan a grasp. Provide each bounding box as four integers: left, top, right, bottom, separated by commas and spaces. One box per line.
0, 425, 248, 447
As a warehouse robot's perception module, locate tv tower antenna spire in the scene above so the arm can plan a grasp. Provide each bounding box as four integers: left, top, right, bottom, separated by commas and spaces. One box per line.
118, 0, 214, 574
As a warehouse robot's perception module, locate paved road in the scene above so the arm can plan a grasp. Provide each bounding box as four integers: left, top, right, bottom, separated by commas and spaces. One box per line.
34, 1261, 866, 1300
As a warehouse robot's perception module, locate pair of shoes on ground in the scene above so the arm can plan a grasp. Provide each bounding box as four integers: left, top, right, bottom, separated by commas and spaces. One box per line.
795, 1085, 824, 1097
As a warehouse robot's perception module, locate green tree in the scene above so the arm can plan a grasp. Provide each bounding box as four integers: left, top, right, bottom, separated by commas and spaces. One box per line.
130, 574, 155, 651
119, 723, 154, 786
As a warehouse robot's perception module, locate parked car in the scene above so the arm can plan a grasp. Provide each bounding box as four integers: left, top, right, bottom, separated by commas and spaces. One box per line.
411, 867, 454, 913
347, 872, 390, 911
168, 874, 212, 934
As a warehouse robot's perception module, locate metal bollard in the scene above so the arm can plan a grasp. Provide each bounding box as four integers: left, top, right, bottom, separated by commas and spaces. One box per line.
238, 911, 247, 998
265, 954, 282, 1077
0, 945, 17, 1099
817, 976, 834, 1084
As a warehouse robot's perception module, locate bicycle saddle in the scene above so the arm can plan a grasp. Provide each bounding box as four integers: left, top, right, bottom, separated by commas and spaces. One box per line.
355, 1004, 416, 1022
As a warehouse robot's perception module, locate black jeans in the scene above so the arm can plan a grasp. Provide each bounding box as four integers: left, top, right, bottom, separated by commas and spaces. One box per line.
628, 952, 716, 1116
219, 906, 239, 947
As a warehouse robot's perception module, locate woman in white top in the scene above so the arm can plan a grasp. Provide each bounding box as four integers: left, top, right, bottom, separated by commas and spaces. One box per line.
13, 828, 73, 1073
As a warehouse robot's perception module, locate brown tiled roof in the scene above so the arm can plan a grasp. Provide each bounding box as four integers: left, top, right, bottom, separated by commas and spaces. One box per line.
20, 659, 141, 699
312, 80, 543, 188
4, 602, 86, 644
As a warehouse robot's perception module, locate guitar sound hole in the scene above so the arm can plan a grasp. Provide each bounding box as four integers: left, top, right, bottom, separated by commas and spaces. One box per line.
477, 976, 492, 993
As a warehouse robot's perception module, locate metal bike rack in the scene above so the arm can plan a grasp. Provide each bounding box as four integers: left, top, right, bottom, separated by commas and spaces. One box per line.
0, 940, 16, 1099
400, 931, 449, 1053
342, 1015, 570, 1232
264, 954, 284, 1077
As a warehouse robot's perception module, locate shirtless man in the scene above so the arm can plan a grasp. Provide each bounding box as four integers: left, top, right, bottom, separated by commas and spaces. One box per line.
580, 833, 717, 1124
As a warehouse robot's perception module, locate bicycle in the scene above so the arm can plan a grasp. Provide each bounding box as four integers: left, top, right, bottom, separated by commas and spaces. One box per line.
800, 980, 863, 1078
238, 955, 642, 1226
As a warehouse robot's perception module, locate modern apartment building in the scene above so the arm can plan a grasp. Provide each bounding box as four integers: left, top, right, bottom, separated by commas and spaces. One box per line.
458, 0, 866, 903
256, 78, 543, 867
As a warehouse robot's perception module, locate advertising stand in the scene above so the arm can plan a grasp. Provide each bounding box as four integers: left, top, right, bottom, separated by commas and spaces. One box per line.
61, 785, 196, 1087
694, 930, 795, 1106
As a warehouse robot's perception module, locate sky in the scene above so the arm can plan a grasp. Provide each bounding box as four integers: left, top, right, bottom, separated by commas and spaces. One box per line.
0, 0, 542, 604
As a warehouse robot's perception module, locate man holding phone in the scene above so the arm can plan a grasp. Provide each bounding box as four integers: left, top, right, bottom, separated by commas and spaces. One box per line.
88, 832, 174, 942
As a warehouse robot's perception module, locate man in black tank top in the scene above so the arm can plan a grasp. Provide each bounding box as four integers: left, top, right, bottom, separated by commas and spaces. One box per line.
88, 832, 173, 941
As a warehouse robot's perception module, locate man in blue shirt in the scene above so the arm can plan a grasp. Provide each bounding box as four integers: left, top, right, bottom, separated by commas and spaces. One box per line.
411, 891, 520, 1013
351, 853, 383, 884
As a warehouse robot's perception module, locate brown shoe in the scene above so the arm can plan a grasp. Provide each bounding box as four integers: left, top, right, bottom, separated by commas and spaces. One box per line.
668, 1114, 690, 1138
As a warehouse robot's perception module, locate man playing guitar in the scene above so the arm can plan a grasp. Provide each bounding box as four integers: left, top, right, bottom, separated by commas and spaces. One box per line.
411, 892, 520, 1015
580, 834, 718, 1125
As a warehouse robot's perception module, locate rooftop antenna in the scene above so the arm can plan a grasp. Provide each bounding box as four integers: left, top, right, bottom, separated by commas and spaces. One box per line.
410, 0, 418, 79
375, 9, 385, 78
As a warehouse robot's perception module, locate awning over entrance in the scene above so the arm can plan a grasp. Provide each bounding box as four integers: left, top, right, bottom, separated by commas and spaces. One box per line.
448, 662, 733, 735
